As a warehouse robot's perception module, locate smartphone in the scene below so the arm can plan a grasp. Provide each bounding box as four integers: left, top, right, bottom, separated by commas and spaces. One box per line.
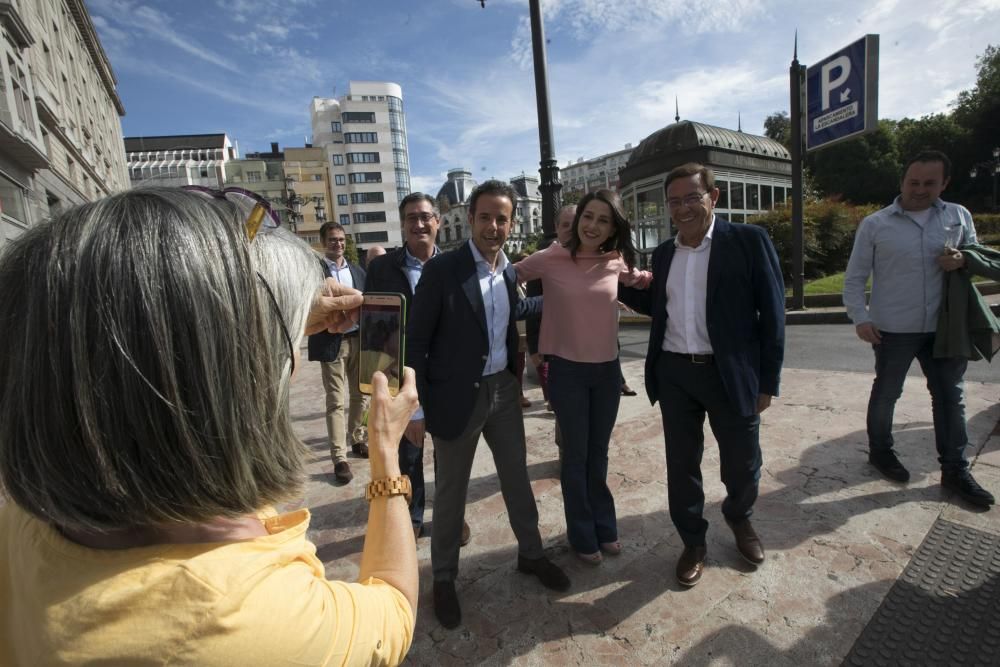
359, 292, 406, 396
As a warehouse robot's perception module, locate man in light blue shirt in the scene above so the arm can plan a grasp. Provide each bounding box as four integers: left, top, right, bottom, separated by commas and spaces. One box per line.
843, 150, 994, 509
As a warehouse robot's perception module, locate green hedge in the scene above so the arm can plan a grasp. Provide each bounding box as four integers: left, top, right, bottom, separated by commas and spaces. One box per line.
751, 199, 878, 282
973, 213, 1000, 235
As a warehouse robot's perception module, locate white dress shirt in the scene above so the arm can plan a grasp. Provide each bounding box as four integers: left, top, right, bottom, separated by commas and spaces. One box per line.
662, 216, 715, 354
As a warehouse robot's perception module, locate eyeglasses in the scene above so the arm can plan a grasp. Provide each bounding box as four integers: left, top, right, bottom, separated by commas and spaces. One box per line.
182, 185, 295, 375
182, 185, 281, 241
327, 237, 347, 245
666, 192, 709, 209
404, 212, 437, 224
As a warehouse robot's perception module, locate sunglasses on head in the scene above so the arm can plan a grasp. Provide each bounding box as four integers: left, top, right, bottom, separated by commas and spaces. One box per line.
182, 185, 296, 375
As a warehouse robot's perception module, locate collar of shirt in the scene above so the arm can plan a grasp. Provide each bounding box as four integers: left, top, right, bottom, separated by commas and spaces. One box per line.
404, 245, 439, 269
468, 239, 509, 276
673, 215, 716, 251
889, 196, 946, 217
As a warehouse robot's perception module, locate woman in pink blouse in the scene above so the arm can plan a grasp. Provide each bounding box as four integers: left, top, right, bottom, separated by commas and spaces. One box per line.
515, 189, 650, 564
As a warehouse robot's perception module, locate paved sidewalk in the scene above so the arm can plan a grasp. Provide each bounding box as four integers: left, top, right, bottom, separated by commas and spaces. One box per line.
288, 351, 1000, 666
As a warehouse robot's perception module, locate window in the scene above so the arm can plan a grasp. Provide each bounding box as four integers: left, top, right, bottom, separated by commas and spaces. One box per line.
8, 57, 32, 127
337, 194, 348, 205
747, 183, 760, 210
343, 111, 376, 123
246, 171, 262, 183
331, 154, 344, 165
345, 132, 378, 143
351, 192, 385, 204
349, 172, 382, 184
330, 121, 342, 132
0, 172, 29, 223
356, 231, 389, 243
335, 174, 346, 185
716, 180, 730, 209
730, 182, 745, 210
761, 185, 773, 209
353, 211, 387, 224
455, 226, 462, 240
347, 152, 380, 164
340, 214, 350, 225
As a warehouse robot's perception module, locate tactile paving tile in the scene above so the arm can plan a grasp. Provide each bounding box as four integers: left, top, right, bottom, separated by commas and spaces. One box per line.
843, 519, 1000, 666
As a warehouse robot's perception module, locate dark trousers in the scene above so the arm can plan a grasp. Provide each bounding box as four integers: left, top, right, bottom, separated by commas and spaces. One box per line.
548, 356, 621, 554
430, 371, 544, 582
867, 332, 969, 473
399, 437, 425, 529
655, 353, 762, 547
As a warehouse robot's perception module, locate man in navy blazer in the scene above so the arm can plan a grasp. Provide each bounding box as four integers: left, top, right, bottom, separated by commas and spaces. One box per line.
408, 180, 570, 629
619, 163, 785, 587
307, 222, 368, 484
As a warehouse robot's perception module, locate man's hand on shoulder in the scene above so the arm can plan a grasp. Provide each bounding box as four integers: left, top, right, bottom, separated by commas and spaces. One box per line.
855, 322, 882, 345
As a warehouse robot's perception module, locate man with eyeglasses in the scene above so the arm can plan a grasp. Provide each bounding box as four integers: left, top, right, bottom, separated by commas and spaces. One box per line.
843, 149, 994, 509
619, 162, 785, 587
364, 193, 470, 546
308, 222, 369, 484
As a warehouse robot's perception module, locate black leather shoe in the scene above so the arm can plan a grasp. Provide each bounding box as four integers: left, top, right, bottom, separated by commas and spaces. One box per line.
517, 555, 571, 592
869, 450, 910, 482
460, 520, 471, 547
726, 518, 765, 565
676, 545, 707, 587
942, 470, 995, 509
433, 581, 461, 629
351, 442, 369, 458
333, 461, 353, 484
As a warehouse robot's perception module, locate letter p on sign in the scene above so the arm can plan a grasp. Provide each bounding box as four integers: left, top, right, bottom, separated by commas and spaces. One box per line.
820, 56, 851, 111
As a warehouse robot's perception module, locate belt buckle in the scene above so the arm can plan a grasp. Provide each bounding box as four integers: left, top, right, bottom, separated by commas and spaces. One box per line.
690, 354, 706, 364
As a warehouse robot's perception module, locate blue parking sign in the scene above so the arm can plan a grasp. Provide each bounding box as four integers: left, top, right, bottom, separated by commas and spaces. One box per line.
806, 35, 879, 151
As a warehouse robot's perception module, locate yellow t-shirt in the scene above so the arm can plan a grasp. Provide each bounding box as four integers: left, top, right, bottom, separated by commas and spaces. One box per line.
0, 503, 414, 666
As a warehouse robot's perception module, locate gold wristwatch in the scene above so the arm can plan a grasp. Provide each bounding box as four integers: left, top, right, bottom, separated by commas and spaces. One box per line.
365, 475, 412, 503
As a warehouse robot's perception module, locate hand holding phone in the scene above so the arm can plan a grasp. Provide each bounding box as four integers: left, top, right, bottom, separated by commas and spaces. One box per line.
359, 293, 406, 396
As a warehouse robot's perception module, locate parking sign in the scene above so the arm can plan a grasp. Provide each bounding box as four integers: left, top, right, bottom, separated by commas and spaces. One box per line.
805, 35, 879, 151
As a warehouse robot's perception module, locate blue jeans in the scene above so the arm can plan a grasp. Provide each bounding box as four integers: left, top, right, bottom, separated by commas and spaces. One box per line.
548, 356, 621, 554
867, 332, 969, 473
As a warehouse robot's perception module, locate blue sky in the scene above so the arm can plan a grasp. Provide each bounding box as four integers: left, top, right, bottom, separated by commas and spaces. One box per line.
90, 0, 1000, 194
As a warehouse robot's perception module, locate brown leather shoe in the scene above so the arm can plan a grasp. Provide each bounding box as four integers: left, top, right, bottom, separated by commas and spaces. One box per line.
460, 520, 471, 547
333, 461, 353, 484
676, 545, 707, 587
727, 518, 765, 565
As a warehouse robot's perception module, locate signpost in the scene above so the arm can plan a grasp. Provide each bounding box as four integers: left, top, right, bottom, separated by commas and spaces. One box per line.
805, 35, 879, 152
788, 33, 879, 310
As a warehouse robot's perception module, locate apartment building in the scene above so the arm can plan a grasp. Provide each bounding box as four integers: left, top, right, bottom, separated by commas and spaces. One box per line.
125, 133, 236, 189
310, 81, 410, 250
561, 144, 634, 195
0, 0, 128, 249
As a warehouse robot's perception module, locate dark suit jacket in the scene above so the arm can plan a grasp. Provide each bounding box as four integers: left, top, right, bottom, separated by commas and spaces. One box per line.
619, 218, 785, 418
307, 259, 366, 363
407, 242, 542, 440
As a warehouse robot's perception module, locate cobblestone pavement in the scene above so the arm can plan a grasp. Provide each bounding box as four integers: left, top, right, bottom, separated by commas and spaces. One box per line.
287, 350, 1000, 666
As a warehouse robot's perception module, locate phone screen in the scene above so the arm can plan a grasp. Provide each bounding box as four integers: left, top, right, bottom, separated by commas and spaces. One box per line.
359, 293, 406, 396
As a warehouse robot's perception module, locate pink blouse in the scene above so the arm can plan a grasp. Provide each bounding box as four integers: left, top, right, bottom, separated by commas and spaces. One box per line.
515, 243, 650, 363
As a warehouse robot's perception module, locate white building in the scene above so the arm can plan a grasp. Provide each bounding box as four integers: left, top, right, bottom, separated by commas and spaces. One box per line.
124, 133, 237, 189
561, 144, 634, 195
434, 169, 541, 253
310, 81, 411, 250
1, 0, 128, 249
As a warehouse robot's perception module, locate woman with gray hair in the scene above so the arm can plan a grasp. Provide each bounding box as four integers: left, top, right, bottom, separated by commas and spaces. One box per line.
0, 188, 418, 665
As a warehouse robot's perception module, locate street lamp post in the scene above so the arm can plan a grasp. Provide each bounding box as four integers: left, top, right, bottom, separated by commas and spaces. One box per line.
969, 146, 1000, 213
480, 0, 561, 239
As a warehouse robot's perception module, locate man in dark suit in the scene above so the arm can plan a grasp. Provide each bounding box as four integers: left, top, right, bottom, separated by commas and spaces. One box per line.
619, 163, 785, 587
308, 222, 368, 484
365, 192, 469, 545
408, 180, 570, 629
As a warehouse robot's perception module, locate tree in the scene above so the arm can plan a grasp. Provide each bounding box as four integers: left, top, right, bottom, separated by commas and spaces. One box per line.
953, 45, 1000, 210
763, 111, 791, 149
560, 189, 584, 207
345, 235, 359, 264
807, 120, 900, 204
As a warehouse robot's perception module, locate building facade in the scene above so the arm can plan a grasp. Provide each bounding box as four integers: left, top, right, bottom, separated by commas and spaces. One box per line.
561, 144, 634, 196
1, 0, 128, 249
618, 120, 791, 263
282, 146, 332, 248
125, 133, 236, 189
311, 81, 410, 251
434, 168, 541, 253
